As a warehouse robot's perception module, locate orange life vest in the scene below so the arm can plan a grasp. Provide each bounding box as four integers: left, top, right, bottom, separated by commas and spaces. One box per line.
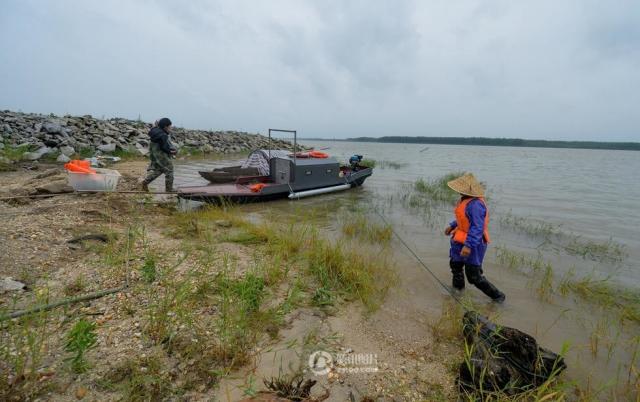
452, 197, 490, 245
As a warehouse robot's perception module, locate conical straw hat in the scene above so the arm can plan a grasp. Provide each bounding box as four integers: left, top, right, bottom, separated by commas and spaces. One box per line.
447, 173, 485, 197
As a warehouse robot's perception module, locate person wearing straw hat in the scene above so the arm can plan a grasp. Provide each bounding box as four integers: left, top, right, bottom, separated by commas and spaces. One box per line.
444, 173, 505, 302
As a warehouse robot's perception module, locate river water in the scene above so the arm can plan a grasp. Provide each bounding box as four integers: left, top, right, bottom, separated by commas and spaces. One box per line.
171, 140, 639, 397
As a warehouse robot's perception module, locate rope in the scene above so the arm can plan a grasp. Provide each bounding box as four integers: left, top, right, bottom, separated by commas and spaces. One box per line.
0, 189, 177, 201
374, 209, 468, 310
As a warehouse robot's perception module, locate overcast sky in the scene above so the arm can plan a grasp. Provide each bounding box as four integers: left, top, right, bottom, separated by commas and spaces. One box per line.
1, 1, 639, 141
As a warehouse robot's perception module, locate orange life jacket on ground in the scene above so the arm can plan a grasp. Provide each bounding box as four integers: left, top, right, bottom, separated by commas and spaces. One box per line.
452, 197, 491, 245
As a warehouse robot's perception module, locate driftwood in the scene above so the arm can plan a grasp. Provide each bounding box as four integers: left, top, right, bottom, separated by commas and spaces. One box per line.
0, 286, 127, 321
458, 311, 566, 396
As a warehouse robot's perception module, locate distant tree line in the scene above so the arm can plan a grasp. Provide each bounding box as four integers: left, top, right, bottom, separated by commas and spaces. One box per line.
338, 136, 640, 151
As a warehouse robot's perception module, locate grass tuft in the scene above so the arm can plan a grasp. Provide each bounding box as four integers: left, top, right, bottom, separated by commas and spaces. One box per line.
359, 158, 376, 168
306, 234, 394, 311
414, 172, 465, 204
65, 319, 98, 373
341, 213, 392, 244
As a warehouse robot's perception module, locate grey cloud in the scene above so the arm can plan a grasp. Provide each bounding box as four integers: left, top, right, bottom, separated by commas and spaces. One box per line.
0, 0, 638, 141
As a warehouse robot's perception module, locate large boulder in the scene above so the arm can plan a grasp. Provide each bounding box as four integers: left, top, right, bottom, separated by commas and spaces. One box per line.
35, 180, 74, 194
43, 139, 59, 148
42, 121, 64, 134
59, 145, 75, 156
56, 154, 71, 163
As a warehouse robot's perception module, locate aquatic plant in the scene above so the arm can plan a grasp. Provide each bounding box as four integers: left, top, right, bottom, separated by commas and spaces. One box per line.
376, 160, 407, 169
414, 173, 464, 204
499, 212, 627, 263
499, 212, 561, 240
359, 158, 377, 168
564, 236, 627, 263
496, 246, 640, 324
558, 271, 640, 323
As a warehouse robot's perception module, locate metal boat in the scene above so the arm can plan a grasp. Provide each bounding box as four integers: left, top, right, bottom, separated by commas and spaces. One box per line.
177, 129, 373, 203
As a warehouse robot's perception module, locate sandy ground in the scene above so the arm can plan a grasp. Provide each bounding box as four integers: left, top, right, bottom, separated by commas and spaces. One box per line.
0, 160, 461, 402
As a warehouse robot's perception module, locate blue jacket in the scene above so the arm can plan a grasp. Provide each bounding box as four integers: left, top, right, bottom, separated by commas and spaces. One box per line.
449, 198, 488, 266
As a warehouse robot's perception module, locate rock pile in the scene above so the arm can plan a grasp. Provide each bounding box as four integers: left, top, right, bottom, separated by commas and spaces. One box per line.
0, 110, 297, 160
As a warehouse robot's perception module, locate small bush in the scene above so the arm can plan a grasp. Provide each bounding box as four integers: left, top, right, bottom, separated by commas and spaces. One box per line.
65, 319, 98, 373
140, 256, 157, 283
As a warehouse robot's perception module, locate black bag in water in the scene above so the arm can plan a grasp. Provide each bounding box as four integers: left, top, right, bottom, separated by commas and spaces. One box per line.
457, 311, 567, 396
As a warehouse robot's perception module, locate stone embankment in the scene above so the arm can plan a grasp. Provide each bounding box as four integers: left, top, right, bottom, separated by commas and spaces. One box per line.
0, 110, 295, 162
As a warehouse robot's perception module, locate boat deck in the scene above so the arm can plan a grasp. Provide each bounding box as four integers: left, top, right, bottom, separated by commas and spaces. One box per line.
178, 183, 260, 196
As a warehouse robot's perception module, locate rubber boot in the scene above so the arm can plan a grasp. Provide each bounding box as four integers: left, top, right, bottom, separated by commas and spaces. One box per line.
474, 279, 505, 303
449, 260, 466, 291
165, 177, 174, 193
141, 181, 150, 192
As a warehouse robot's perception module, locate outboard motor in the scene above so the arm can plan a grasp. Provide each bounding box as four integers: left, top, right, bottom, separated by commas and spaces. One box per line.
349, 154, 363, 170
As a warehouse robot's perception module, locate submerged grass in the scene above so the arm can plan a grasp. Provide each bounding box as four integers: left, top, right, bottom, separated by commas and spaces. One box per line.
564, 236, 627, 263
499, 212, 627, 263
396, 172, 467, 220
499, 212, 561, 240
359, 159, 407, 169
359, 158, 376, 168
496, 246, 640, 324
558, 271, 640, 323
414, 172, 464, 204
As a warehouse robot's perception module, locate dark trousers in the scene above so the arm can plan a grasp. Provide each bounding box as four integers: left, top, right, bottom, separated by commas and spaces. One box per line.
449, 260, 504, 300
142, 142, 174, 191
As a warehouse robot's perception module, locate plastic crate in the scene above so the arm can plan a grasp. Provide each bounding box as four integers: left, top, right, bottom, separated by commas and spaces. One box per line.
67, 168, 121, 191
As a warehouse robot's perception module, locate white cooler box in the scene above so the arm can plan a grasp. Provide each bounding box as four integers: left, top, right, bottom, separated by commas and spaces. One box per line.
67, 168, 121, 191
